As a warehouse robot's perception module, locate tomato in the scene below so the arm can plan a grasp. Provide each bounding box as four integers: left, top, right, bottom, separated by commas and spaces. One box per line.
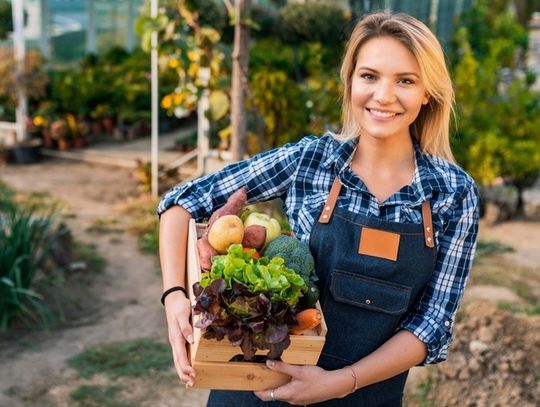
243, 247, 261, 259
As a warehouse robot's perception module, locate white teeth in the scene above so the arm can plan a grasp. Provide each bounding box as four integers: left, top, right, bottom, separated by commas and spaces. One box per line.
369, 109, 397, 118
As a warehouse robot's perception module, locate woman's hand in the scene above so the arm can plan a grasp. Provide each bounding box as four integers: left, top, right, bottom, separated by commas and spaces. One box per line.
254, 360, 353, 405
164, 291, 196, 386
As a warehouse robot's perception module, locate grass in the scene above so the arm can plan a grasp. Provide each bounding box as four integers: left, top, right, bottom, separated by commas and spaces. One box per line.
116, 195, 160, 255
72, 241, 107, 274
474, 240, 513, 259
86, 217, 124, 235
70, 384, 133, 407
469, 254, 540, 305
68, 338, 172, 379
404, 372, 435, 407
497, 302, 540, 315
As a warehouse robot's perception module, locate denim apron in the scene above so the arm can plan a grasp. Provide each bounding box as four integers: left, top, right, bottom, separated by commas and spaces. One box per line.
207, 177, 437, 407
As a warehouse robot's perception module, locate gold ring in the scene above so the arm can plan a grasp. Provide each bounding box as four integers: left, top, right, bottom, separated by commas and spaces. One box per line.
270, 389, 276, 402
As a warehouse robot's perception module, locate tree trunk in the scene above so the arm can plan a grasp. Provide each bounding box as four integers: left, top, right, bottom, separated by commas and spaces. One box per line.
230, 0, 251, 161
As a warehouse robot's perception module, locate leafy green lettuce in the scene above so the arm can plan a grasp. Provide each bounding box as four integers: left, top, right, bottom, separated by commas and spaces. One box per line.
200, 244, 307, 306
193, 244, 308, 361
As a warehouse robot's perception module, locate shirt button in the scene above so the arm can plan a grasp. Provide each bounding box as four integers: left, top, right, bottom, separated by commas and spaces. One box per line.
444, 321, 450, 327
365, 299, 371, 305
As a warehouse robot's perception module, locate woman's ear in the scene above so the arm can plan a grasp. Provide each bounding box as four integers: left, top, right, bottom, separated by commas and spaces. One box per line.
422, 95, 429, 105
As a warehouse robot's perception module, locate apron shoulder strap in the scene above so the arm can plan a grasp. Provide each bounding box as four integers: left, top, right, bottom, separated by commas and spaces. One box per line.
318, 178, 342, 224
421, 200, 435, 248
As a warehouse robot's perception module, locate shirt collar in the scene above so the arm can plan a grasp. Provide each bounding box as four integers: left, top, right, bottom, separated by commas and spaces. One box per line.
320, 136, 455, 205
398, 139, 456, 206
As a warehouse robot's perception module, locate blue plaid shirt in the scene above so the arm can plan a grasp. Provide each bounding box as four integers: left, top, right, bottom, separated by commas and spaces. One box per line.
157, 134, 480, 365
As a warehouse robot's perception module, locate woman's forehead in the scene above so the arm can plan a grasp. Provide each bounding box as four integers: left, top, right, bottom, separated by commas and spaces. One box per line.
355, 36, 421, 75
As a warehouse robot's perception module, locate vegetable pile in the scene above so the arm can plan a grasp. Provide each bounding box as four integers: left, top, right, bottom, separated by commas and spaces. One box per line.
193, 187, 322, 361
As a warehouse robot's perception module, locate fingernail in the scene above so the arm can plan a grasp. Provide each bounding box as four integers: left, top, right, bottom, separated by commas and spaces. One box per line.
267, 359, 275, 367
187, 334, 194, 344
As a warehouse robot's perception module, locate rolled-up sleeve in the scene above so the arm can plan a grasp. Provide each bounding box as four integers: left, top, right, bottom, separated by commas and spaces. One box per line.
156, 137, 315, 220
398, 180, 480, 364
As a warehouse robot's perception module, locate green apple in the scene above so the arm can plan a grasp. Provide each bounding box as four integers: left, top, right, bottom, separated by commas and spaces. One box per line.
243, 212, 281, 246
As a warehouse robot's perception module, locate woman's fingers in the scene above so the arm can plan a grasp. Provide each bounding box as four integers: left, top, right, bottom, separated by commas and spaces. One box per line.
165, 294, 197, 385
169, 328, 196, 384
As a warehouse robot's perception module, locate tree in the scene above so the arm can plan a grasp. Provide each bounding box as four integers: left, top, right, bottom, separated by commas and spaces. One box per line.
451, 0, 540, 210
230, 0, 252, 161
0, 0, 12, 40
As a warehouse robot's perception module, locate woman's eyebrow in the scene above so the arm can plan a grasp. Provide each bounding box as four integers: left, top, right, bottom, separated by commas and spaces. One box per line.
356, 66, 420, 78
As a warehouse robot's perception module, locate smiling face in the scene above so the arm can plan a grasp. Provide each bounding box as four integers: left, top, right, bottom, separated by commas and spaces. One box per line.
351, 36, 429, 143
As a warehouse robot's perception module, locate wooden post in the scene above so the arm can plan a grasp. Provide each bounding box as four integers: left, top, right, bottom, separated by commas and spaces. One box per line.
230, 0, 251, 162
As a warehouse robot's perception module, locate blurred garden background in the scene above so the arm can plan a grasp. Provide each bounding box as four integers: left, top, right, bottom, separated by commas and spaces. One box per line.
0, 1, 539, 406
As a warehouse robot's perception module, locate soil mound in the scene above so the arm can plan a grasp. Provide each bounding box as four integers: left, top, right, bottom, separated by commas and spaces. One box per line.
430, 300, 540, 406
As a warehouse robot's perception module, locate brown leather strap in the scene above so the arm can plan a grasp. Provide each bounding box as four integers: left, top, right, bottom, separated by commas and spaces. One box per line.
318, 178, 342, 224
421, 200, 434, 248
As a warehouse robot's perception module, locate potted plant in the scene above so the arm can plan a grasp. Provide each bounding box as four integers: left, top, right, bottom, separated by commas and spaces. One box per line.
50, 118, 71, 151
0, 142, 10, 165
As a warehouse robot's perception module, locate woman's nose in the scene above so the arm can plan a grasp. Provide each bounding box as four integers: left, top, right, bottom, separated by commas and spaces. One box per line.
373, 81, 396, 104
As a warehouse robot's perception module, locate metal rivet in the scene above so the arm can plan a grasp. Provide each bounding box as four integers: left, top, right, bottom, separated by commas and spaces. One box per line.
322, 214, 328, 219
325, 206, 331, 211
365, 299, 371, 305
426, 226, 431, 232
427, 237, 432, 242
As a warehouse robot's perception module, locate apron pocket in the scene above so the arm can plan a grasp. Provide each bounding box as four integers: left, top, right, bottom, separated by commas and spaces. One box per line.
318, 270, 413, 369
330, 270, 411, 316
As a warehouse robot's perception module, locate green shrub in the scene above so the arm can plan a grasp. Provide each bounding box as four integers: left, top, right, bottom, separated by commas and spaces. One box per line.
250, 70, 308, 148
0, 182, 58, 330
278, 1, 348, 46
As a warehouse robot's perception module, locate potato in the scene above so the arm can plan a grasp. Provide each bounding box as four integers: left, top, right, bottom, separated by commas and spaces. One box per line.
207, 215, 245, 254
241, 225, 267, 251
204, 187, 247, 239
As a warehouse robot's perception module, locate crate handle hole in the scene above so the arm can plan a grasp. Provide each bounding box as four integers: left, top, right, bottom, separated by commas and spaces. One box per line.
229, 354, 282, 364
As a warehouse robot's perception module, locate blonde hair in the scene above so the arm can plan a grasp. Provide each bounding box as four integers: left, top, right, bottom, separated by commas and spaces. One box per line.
338, 13, 455, 162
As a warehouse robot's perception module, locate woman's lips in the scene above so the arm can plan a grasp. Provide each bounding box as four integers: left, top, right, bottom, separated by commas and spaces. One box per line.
366, 108, 400, 119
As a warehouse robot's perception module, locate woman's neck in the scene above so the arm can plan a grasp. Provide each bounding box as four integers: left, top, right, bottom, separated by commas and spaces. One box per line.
353, 134, 415, 173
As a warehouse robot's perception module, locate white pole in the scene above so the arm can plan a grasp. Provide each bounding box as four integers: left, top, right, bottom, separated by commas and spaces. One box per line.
429, 0, 439, 31
39, 0, 50, 59
12, 0, 27, 143
150, 0, 159, 198
86, 0, 96, 53
197, 67, 210, 176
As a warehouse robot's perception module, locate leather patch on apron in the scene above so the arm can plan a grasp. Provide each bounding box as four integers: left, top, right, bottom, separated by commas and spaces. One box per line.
358, 227, 401, 261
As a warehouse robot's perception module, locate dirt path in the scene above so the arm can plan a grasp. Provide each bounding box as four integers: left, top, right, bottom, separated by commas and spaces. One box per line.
0, 159, 209, 407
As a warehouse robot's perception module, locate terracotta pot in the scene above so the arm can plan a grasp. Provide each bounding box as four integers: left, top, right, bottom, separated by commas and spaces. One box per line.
42, 128, 54, 148
101, 117, 115, 134
57, 139, 72, 151
90, 121, 103, 135
73, 137, 86, 148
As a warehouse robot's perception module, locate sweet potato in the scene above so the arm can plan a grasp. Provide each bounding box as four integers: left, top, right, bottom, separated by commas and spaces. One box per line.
241, 225, 267, 251
197, 237, 218, 271
203, 187, 248, 239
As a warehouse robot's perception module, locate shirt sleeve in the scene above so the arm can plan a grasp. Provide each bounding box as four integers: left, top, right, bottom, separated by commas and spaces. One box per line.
156, 136, 315, 220
398, 179, 480, 365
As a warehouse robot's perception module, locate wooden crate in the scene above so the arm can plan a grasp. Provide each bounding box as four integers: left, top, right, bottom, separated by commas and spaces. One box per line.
186, 219, 327, 390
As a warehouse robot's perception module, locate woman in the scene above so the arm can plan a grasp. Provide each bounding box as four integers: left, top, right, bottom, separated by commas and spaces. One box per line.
158, 13, 479, 406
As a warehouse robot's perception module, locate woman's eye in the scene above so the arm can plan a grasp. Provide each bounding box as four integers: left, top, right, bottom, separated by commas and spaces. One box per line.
360, 73, 376, 80
398, 78, 415, 84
